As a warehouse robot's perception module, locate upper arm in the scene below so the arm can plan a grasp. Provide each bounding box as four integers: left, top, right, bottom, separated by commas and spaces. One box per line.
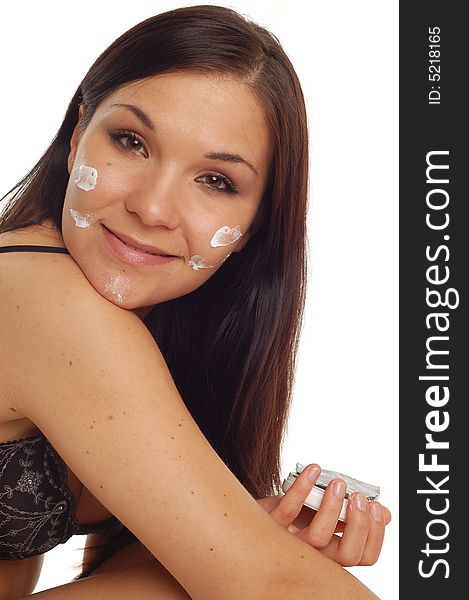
1, 260, 377, 600
0, 260, 288, 598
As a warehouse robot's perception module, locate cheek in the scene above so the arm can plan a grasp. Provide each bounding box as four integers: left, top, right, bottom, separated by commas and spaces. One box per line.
66, 161, 138, 209
185, 222, 246, 272
89, 161, 141, 199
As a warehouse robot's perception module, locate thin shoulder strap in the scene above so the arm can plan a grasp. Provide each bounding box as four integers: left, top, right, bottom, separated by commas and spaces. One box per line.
0, 245, 70, 254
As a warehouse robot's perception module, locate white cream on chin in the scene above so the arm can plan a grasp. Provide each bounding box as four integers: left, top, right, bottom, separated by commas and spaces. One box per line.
103, 274, 131, 305
188, 225, 242, 271
71, 162, 98, 192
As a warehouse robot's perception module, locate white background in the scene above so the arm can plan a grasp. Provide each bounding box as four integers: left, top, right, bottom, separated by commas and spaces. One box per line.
1, 1, 398, 598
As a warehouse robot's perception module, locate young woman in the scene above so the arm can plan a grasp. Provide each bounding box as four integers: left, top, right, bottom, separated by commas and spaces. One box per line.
0, 6, 390, 599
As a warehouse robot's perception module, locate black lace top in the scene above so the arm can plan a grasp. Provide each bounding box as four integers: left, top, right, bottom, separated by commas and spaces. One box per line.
0, 245, 118, 560
0, 434, 117, 560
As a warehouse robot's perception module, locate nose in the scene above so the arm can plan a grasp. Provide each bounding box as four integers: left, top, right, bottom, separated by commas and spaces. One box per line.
124, 167, 182, 230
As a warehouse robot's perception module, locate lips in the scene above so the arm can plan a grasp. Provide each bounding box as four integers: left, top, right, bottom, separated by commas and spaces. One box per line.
102, 225, 179, 267
104, 226, 174, 257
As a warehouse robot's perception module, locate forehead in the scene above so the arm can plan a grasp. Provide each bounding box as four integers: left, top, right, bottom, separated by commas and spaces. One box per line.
98, 72, 271, 175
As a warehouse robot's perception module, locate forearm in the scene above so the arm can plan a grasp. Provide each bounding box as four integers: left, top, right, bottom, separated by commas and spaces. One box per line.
201, 524, 379, 600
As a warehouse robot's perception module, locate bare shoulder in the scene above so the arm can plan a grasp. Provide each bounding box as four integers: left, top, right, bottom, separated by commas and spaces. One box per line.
0, 243, 157, 415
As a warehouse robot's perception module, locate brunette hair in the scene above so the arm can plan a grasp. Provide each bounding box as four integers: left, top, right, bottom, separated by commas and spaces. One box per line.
0, 5, 309, 577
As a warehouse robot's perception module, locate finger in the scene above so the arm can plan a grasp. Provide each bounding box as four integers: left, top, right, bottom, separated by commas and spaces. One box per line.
270, 464, 321, 528
300, 479, 347, 549
333, 503, 390, 534
334, 492, 370, 566
356, 502, 386, 565
382, 505, 392, 525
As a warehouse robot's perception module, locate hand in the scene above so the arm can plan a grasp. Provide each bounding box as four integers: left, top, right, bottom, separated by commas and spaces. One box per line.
256, 464, 392, 567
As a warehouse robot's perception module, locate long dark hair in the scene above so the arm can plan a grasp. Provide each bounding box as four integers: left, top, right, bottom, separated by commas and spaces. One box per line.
0, 5, 309, 577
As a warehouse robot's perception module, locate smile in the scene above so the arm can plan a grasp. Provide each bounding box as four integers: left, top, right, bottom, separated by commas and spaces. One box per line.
102, 225, 179, 267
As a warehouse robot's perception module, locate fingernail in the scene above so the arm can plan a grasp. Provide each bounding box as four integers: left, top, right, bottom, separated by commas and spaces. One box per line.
354, 493, 368, 512
370, 503, 383, 521
334, 480, 347, 498
307, 465, 321, 481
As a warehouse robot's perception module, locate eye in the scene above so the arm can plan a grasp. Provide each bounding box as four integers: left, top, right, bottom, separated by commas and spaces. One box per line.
109, 130, 148, 158
196, 174, 238, 195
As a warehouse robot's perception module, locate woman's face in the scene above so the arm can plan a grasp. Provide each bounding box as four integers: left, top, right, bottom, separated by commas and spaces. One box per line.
62, 72, 271, 318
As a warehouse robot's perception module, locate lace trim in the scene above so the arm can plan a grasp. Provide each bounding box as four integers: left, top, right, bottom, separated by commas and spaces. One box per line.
0, 433, 115, 559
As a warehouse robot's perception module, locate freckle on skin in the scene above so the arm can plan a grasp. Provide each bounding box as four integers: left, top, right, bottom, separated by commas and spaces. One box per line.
90, 425, 94, 430
300, 555, 305, 559
178, 424, 182, 427
100, 485, 103, 489
191, 491, 194, 495
16, 305, 19, 309
171, 436, 175, 440
210, 547, 213, 551
86, 450, 90, 454
69, 360, 73, 366
224, 513, 228, 517
107, 415, 114, 420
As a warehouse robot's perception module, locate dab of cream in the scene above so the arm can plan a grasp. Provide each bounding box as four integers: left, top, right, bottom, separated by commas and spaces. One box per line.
210, 225, 243, 247
188, 253, 232, 271
104, 274, 131, 304
69, 208, 96, 229
71, 162, 98, 192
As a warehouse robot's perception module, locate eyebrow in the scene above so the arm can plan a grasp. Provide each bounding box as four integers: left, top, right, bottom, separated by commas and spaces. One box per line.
109, 102, 259, 177
109, 103, 156, 132
203, 152, 258, 177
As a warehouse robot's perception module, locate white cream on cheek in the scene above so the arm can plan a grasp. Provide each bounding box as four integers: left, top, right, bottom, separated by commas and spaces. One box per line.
188, 253, 232, 271
69, 208, 96, 228
71, 162, 98, 192
69, 162, 99, 227
210, 225, 243, 248
188, 225, 243, 271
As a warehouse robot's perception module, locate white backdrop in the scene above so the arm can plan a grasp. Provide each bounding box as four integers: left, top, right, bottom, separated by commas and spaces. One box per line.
0, 1, 398, 598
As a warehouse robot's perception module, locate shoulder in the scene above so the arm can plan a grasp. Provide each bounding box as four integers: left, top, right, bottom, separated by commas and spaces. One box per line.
0, 242, 156, 416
